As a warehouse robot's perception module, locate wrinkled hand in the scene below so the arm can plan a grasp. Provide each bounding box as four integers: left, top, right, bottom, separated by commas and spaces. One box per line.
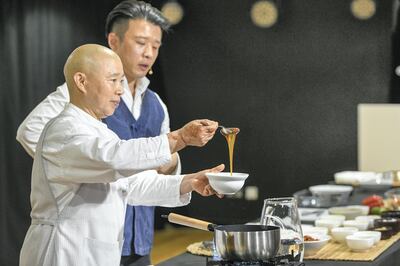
179, 119, 218, 147
191, 164, 225, 198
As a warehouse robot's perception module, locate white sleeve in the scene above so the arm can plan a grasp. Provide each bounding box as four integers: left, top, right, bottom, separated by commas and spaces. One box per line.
124, 170, 191, 207
16, 83, 69, 158
44, 119, 172, 184
155, 92, 182, 175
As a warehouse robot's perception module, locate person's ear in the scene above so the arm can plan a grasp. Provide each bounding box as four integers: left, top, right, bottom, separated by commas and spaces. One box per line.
108, 32, 120, 51
73, 72, 87, 94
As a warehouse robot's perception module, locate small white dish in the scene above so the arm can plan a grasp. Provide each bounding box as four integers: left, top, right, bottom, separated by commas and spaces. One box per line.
331, 227, 359, 243
346, 235, 375, 252
205, 172, 249, 195
315, 219, 342, 231
334, 171, 377, 185
353, 231, 381, 244
347, 205, 370, 216
343, 220, 369, 231
319, 215, 346, 225
328, 207, 364, 220
304, 234, 331, 256
355, 215, 380, 229
303, 226, 329, 236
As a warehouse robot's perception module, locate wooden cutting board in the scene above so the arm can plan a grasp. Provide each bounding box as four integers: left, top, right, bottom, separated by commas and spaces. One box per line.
305, 231, 400, 261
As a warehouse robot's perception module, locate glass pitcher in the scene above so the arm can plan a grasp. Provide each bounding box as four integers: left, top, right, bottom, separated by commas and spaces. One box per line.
260, 197, 304, 262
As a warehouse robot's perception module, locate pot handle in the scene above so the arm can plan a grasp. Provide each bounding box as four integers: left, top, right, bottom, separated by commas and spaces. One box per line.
162, 213, 214, 231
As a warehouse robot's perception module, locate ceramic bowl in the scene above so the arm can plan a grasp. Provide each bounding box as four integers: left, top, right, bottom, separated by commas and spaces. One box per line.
328, 207, 364, 220
343, 220, 369, 231
353, 231, 381, 244
334, 171, 377, 185
205, 172, 249, 195
302, 226, 329, 236
347, 205, 370, 216
331, 227, 359, 243
355, 215, 380, 229
304, 234, 331, 256
315, 219, 342, 231
308, 185, 353, 207
346, 235, 375, 252
319, 215, 346, 225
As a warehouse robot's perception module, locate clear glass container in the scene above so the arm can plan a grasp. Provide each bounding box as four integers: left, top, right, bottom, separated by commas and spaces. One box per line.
260, 197, 304, 262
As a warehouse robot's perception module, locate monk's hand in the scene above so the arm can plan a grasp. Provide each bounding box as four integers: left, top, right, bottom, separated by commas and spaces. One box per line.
191, 164, 225, 198
178, 119, 218, 147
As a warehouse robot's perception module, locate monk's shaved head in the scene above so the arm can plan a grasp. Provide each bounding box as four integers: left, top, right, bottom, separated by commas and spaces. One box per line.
64, 44, 120, 91
63, 44, 124, 120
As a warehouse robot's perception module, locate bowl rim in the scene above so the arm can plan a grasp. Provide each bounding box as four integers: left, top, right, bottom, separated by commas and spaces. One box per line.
206, 172, 249, 180
309, 184, 353, 193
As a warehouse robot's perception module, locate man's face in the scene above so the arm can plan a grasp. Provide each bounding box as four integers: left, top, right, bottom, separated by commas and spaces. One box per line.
86, 56, 125, 119
112, 19, 162, 83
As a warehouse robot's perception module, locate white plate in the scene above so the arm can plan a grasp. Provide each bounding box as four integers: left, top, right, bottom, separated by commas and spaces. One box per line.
309, 185, 353, 195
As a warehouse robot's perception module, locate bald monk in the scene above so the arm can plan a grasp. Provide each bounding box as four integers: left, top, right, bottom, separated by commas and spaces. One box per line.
19, 44, 223, 266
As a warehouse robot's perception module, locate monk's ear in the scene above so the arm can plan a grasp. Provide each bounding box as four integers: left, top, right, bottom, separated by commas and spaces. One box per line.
108, 32, 120, 51
73, 72, 87, 94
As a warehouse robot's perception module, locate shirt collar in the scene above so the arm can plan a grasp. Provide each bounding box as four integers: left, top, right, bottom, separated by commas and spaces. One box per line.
136, 76, 150, 96
66, 103, 108, 128
121, 76, 150, 106
122, 76, 150, 97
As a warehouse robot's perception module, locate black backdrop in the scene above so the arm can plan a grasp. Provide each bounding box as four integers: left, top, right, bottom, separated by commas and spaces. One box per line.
0, 0, 397, 265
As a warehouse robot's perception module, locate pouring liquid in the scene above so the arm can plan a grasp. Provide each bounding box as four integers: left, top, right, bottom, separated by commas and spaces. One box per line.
221, 128, 239, 175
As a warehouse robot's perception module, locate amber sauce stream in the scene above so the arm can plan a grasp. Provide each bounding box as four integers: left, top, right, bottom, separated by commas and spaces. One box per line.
222, 128, 239, 176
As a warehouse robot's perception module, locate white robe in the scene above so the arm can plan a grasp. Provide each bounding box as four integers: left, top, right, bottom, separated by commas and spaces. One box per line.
19, 104, 190, 266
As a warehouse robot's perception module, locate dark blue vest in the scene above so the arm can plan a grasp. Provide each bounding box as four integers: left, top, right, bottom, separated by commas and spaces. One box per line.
103, 89, 165, 256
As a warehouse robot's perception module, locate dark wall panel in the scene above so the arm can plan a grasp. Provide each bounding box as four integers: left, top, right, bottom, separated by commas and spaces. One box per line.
159, 0, 393, 223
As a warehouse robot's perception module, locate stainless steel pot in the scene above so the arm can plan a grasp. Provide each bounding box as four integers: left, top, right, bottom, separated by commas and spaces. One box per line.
164, 213, 281, 261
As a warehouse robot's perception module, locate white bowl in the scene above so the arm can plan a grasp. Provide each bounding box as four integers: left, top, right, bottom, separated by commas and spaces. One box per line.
334, 171, 377, 185
331, 227, 359, 243
353, 231, 381, 244
303, 226, 329, 236
319, 215, 346, 225
304, 234, 331, 256
355, 215, 380, 229
328, 207, 364, 220
205, 172, 249, 195
315, 219, 342, 231
347, 205, 370, 216
346, 235, 375, 252
343, 220, 369, 231
308, 185, 353, 207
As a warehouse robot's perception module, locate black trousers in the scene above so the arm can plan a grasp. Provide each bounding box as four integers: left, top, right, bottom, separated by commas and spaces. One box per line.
120, 254, 151, 266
